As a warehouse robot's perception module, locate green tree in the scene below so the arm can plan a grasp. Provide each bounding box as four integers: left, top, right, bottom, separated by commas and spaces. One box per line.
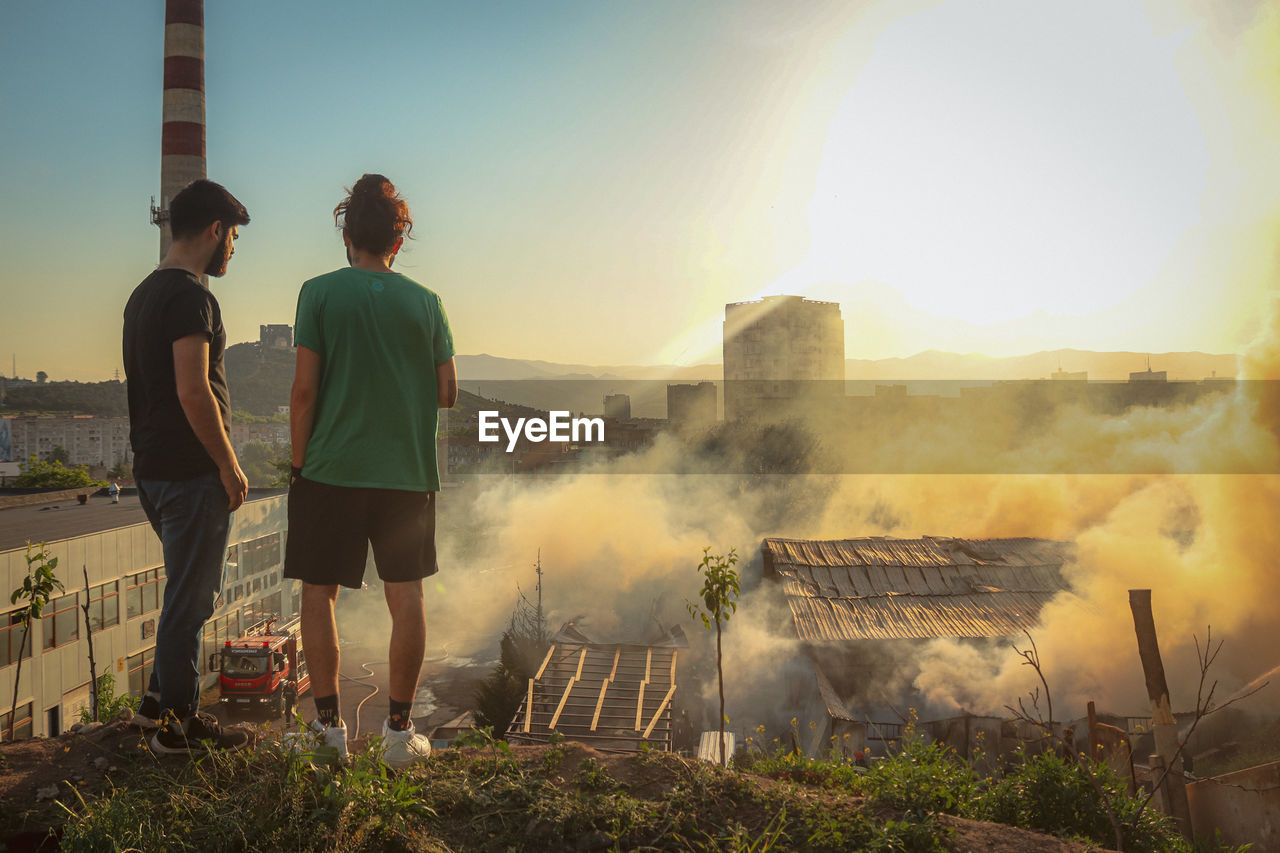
268, 443, 292, 488
237, 441, 291, 488
35, 371, 47, 384
48, 445, 70, 465
106, 460, 133, 481
474, 570, 549, 736
8, 543, 64, 740
11, 455, 105, 489
686, 547, 740, 767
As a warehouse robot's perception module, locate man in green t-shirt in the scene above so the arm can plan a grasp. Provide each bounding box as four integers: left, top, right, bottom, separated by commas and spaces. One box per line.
284, 174, 457, 768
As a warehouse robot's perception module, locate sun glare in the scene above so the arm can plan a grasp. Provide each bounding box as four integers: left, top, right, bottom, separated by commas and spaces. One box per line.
780, 1, 1208, 328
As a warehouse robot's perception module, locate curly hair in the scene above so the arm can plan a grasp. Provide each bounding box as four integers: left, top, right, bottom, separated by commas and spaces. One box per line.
333, 174, 413, 257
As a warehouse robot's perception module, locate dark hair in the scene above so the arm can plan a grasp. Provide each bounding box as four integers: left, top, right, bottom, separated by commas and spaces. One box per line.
169, 179, 250, 241
334, 174, 413, 256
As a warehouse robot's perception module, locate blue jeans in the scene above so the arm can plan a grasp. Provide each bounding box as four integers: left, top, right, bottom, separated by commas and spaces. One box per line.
137, 471, 230, 717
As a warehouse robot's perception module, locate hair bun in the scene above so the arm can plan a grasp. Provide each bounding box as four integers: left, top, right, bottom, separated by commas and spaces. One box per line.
334, 173, 413, 256
351, 173, 392, 199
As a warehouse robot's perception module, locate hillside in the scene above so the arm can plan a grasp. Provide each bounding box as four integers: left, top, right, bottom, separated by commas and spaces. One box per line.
0, 718, 1098, 853
224, 341, 296, 416
1, 380, 127, 417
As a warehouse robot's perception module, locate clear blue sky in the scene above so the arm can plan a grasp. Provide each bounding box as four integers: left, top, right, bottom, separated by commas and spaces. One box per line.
2, 0, 1278, 380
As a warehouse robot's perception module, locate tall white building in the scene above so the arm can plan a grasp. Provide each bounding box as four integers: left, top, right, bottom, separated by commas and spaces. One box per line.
722, 295, 844, 421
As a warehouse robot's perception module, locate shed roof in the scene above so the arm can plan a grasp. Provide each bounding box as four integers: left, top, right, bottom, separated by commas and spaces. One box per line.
762, 536, 1071, 642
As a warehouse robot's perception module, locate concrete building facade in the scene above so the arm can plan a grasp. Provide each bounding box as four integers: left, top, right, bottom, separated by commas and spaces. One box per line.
666, 382, 717, 430
723, 295, 844, 421
0, 415, 290, 473
0, 493, 292, 740
3, 416, 131, 469
259, 324, 293, 349
603, 394, 631, 421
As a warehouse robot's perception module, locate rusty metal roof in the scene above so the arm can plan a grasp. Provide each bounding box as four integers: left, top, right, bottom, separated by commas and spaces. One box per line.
762, 536, 1071, 642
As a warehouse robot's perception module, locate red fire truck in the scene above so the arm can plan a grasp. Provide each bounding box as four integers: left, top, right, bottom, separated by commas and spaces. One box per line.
210, 616, 310, 719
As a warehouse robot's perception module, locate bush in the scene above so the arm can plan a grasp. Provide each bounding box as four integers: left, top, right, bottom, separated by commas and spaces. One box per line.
862, 720, 977, 816
77, 674, 139, 725
11, 455, 105, 489
970, 746, 1186, 853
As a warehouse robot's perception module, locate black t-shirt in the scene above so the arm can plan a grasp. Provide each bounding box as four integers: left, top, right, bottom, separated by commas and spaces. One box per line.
122, 268, 231, 480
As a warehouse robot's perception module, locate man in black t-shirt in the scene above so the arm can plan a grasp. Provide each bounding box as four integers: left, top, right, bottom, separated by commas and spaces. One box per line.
122, 179, 253, 754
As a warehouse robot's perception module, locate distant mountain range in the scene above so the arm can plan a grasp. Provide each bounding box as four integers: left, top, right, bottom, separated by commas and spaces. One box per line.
2, 347, 1242, 420
456, 354, 720, 381
459, 349, 1239, 383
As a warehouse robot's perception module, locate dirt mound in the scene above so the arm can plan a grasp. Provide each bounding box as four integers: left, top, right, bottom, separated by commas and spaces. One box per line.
1, 728, 1092, 852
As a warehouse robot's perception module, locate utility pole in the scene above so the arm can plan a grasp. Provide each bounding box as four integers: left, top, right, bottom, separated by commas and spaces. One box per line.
535, 549, 544, 641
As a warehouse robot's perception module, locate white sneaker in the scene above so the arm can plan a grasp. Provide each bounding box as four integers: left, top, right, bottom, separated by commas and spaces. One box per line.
283, 719, 348, 765
381, 719, 431, 768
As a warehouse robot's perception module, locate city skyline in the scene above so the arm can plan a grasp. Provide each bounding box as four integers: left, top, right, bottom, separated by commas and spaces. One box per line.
3, 0, 1278, 381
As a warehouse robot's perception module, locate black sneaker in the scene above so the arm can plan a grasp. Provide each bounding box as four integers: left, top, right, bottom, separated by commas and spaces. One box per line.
150, 712, 253, 754
130, 694, 163, 729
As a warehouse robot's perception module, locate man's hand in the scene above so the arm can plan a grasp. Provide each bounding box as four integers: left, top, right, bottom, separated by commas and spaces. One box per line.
221, 461, 249, 511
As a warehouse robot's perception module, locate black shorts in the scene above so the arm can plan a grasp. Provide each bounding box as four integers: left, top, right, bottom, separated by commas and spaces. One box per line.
284, 477, 438, 589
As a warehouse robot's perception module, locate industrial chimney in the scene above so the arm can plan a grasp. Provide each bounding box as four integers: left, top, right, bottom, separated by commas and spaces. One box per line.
151, 0, 206, 259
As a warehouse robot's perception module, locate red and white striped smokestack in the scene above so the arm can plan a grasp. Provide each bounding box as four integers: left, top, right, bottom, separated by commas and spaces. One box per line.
155, 0, 206, 259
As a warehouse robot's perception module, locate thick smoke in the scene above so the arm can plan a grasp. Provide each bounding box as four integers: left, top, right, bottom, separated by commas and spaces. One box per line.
330, 0, 1280, 738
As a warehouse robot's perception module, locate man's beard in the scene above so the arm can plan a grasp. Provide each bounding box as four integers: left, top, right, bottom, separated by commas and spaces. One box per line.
205, 232, 232, 276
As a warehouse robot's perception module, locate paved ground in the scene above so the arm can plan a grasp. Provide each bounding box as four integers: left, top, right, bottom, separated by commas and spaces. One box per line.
206, 641, 489, 740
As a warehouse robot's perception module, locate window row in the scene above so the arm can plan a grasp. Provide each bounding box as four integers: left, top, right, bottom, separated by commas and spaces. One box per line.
1, 580, 125, 663
1, 612, 31, 668
127, 647, 155, 699
0, 701, 33, 742
241, 532, 282, 577
227, 571, 280, 605
2, 567, 289, 670
127, 569, 164, 620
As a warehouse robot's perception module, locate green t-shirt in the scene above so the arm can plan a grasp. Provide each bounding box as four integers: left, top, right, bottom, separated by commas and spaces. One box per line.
294, 267, 454, 491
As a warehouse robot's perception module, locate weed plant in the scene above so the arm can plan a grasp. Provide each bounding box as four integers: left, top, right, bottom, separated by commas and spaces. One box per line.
54, 721, 1246, 852
972, 746, 1191, 853
59, 738, 439, 852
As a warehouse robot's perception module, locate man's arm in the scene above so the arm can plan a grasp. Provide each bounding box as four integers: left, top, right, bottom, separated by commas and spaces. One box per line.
436, 357, 458, 408
290, 345, 323, 480
173, 333, 248, 511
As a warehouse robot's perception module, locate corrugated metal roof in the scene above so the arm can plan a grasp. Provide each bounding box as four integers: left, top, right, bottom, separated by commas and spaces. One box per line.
763, 536, 1071, 642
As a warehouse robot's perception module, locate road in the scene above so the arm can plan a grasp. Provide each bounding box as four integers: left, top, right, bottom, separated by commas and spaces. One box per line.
206, 642, 489, 740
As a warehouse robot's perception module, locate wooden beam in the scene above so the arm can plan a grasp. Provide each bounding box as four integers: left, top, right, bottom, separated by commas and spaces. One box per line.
642, 685, 677, 740
591, 680, 610, 731
549, 677, 577, 730
524, 679, 534, 733
534, 645, 556, 680
669, 650, 678, 683
645, 648, 652, 681
609, 647, 620, 681
574, 647, 587, 680
635, 681, 646, 731
1128, 589, 1192, 838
